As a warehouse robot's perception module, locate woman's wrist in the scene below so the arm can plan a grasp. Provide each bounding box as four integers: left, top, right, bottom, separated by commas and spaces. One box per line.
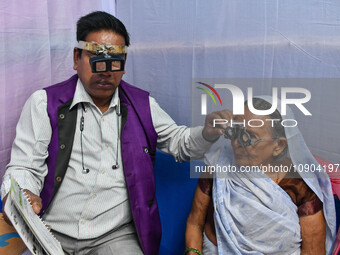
184, 248, 203, 255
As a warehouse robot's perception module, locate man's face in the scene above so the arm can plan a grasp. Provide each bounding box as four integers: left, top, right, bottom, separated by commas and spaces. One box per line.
73, 30, 126, 106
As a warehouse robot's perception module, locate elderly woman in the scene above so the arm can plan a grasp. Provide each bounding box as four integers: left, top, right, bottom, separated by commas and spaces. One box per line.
185, 97, 336, 255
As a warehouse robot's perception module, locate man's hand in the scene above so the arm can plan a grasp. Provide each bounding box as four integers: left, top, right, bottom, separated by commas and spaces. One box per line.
23, 189, 42, 214
2, 189, 42, 226
202, 110, 233, 142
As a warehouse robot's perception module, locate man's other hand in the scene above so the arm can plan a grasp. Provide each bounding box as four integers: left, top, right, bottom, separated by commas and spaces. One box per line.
202, 110, 233, 142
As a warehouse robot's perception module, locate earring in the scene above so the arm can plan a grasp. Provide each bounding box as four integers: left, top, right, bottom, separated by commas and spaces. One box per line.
273, 151, 278, 157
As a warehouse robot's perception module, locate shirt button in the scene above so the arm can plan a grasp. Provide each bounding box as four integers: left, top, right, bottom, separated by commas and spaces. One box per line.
59, 114, 65, 119
101, 170, 106, 174
92, 194, 97, 199
81, 220, 86, 225
60, 144, 66, 150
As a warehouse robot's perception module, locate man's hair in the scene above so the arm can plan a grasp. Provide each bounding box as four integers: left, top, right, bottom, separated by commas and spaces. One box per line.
76, 11, 130, 57
246, 98, 289, 161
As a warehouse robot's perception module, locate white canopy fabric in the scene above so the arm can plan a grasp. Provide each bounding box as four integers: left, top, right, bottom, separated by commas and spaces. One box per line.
117, 0, 340, 165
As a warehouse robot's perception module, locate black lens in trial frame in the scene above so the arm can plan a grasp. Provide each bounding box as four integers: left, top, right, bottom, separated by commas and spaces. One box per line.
89, 54, 126, 73
224, 125, 276, 147
224, 125, 239, 140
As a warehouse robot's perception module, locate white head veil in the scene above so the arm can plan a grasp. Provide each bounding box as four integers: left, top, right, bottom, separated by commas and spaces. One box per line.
257, 95, 336, 251
257, 96, 336, 247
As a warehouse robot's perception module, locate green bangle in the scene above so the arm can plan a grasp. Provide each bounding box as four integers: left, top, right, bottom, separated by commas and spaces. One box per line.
184, 248, 203, 255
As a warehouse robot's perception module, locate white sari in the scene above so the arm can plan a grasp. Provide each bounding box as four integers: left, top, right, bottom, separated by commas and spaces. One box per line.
204, 96, 336, 255
212, 149, 301, 254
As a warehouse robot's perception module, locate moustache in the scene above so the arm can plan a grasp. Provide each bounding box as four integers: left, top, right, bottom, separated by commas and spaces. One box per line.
91, 76, 114, 86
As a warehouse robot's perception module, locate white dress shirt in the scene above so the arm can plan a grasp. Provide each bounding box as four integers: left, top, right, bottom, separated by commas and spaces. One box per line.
1, 79, 212, 239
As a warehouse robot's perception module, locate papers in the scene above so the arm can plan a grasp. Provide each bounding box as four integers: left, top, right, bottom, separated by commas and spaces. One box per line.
4, 177, 64, 255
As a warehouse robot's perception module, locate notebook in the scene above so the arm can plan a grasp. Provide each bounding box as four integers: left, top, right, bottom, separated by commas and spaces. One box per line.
4, 177, 64, 255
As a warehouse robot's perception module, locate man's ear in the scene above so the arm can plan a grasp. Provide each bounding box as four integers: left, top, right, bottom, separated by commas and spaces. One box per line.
73, 48, 79, 70
273, 137, 287, 157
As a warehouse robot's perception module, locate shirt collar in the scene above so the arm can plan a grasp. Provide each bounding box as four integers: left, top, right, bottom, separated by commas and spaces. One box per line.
70, 78, 119, 110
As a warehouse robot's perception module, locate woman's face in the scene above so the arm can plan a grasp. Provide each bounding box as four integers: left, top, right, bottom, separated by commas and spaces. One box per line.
231, 107, 286, 167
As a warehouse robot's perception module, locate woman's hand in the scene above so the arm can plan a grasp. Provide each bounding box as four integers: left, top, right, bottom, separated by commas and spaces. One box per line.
185, 183, 212, 254
300, 210, 326, 255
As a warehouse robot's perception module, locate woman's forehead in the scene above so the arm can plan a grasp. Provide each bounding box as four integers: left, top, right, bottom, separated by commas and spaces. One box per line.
234, 107, 273, 133
234, 107, 269, 121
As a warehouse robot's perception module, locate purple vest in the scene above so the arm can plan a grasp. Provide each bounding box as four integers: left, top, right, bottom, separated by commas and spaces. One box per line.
42, 74, 161, 255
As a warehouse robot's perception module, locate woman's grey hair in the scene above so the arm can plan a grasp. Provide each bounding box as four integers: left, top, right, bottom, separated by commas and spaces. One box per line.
247, 98, 289, 161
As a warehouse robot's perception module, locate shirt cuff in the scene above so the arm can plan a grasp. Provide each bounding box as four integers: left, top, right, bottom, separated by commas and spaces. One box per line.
188, 126, 214, 160
1, 173, 41, 200
191, 126, 214, 146
1, 178, 11, 200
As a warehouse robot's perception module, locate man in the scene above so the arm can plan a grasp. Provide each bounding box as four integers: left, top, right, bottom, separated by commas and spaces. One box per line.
1, 11, 225, 255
